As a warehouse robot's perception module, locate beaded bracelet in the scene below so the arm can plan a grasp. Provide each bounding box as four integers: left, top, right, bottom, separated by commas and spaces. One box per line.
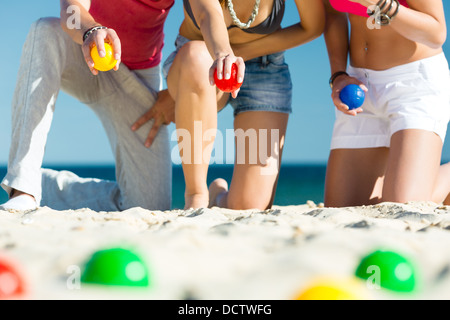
83, 26, 108, 43
329, 71, 349, 89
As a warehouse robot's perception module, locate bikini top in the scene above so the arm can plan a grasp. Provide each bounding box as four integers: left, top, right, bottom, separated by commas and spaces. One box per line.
183, 0, 285, 34
329, 0, 409, 17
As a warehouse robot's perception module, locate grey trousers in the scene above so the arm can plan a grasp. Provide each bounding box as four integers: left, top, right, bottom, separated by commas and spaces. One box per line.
1, 18, 172, 211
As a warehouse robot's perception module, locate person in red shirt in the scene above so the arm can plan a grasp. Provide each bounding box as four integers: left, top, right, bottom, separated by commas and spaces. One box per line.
0, 0, 175, 212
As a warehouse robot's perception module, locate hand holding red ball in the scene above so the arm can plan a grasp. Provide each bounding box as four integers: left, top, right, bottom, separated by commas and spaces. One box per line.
214, 63, 243, 93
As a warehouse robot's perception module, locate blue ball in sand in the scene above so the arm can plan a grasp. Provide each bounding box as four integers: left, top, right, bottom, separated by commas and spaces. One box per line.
339, 84, 365, 110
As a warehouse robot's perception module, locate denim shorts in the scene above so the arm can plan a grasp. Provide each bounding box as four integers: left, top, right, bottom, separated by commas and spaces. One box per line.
163, 34, 293, 116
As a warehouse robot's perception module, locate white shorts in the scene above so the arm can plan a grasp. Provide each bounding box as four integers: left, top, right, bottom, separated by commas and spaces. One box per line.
331, 53, 450, 149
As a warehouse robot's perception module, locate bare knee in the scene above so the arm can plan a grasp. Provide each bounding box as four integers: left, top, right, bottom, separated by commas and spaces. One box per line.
383, 173, 436, 204
432, 162, 450, 204
174, 41, 213, 92
382, 188, 432, 204
227, 193, 272, 211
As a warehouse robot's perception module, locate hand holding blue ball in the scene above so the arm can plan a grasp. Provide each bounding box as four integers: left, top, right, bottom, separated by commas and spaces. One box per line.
339, 84, 365, 110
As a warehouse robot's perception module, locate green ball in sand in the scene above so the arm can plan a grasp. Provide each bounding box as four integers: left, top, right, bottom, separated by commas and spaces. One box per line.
355, 249, 417, 293
81, 247, 150, 287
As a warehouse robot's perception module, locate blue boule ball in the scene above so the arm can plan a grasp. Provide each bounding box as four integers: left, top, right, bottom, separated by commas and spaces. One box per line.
339, 84, 365, 110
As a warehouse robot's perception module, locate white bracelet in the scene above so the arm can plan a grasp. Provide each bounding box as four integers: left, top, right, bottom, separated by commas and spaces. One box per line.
83, 26, 108, 42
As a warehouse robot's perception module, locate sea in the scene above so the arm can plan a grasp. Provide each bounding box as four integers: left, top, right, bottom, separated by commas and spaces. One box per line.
0, 164, 326, 210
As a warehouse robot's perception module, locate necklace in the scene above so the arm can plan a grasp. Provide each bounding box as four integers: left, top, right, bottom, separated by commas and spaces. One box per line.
226, 0, 261, 29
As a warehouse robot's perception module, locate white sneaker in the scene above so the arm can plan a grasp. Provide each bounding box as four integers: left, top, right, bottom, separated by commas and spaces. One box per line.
0, 195, 38, 212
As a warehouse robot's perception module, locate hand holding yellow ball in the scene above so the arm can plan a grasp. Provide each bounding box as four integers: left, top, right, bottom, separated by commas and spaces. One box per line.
90, 43, 118, 72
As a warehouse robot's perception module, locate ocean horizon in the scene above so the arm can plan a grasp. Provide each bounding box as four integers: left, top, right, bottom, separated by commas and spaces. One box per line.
0, 163, 327, 210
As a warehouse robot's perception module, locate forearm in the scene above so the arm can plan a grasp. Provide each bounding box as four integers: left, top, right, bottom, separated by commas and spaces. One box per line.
232, 22, 323, 61
200, 13, 234, 59
359, 0, 446, 48
60, 0, 99, 45
233, 0, 325, 61
191, 0, 234, 59
324, 11, 349, 74
388, 3, 446, 49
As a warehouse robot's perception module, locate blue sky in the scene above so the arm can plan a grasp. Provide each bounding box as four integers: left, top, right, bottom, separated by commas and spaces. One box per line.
0, 1, 449, 166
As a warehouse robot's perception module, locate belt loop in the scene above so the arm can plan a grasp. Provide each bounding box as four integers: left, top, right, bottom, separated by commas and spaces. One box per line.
261, 55, 268, 68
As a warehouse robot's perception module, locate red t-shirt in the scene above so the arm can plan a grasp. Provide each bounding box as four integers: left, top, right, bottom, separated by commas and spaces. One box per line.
90, 0, 174, 70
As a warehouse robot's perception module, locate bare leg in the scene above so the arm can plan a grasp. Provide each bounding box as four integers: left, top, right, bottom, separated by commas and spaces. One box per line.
210, 111, 288, 210
324, 148, 388, 207
325, 129, 445, 207
167, 41, 228, 209
383, 129, 443, 203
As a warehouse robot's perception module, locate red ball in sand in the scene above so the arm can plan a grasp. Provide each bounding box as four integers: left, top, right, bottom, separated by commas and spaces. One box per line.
0, 257, 27, 299
214, 63, 242, 93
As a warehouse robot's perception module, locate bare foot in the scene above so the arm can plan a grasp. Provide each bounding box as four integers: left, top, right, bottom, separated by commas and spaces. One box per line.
208, 178, 228, 208
184, 193, 209, 210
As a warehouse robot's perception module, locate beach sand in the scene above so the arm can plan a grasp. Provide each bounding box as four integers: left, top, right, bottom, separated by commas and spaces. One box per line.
1, 201, 450, 300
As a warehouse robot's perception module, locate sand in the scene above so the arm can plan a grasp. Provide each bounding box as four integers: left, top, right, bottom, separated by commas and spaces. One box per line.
1, 201, 450, 300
